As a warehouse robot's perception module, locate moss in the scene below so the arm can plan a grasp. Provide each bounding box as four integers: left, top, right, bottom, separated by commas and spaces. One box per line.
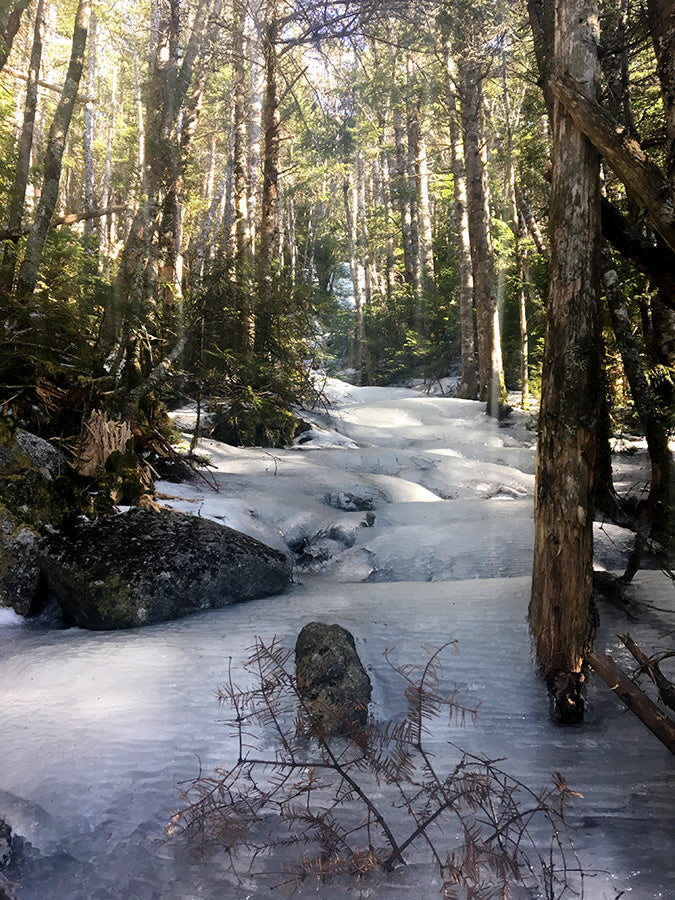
0, 415, 18, 447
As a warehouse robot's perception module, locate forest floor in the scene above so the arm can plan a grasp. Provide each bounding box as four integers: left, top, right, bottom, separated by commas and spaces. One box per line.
0, 377, 673, 899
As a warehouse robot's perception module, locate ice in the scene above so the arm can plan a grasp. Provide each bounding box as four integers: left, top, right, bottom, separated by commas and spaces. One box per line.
0, 378, 673, 899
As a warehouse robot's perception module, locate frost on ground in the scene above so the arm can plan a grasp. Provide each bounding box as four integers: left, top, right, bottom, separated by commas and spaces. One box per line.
0, 379, 673, 899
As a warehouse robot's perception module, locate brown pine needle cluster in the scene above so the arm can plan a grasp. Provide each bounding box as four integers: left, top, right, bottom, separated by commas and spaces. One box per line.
175, 637, 586, 899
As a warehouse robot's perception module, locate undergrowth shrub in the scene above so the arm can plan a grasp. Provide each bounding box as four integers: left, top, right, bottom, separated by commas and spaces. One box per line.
174, 638, 586, 899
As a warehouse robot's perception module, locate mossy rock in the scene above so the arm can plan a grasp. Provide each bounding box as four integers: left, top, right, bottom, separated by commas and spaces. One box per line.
0, 505, 47, 616
295, 622, 372, 736
40, 507, 292, 630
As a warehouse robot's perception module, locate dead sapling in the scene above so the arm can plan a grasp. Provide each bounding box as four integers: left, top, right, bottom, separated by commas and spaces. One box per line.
173, 636, 586, 899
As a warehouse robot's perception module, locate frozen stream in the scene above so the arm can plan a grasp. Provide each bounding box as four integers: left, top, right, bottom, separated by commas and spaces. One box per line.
1, 380, 673, 898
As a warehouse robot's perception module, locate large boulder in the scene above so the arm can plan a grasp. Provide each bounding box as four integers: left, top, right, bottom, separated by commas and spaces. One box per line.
40, 507, 291, 630
295, 622, 372, 736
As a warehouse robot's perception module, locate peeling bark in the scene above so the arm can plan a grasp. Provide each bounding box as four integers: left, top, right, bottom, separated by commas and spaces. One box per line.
530, 0, 602, 723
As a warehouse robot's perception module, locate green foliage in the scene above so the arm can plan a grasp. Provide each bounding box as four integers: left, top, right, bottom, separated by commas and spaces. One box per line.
188, 264, 314, 448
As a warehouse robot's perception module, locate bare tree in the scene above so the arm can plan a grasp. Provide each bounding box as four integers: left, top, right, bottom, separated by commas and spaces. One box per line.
529, 0, 602, 723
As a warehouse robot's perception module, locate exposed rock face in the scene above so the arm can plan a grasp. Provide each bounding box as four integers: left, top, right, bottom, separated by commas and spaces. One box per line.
0, 511, 44, 616
0, 820, 11, 869
0, 429, 63, 616
41, 508, 291, 630
295, 622, 372, 736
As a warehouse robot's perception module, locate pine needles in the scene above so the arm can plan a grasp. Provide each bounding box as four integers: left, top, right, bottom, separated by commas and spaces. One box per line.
174, 636, 585, 899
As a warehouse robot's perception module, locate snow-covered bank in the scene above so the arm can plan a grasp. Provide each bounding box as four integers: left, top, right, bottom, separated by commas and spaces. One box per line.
0, 379, 673, 898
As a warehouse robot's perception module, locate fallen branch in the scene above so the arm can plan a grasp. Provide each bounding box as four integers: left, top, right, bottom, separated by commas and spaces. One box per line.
0, 205, 127, 242
587, 650, 675, 755
618, 633, 675, 714
150, 427, 220, 493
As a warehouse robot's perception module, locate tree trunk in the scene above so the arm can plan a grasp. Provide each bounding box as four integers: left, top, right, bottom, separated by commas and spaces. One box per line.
392, 109, 415, 287
83, 12, 97, 248
2, 0, 45, 282
444, 45, 477, 400
255, 2, 281, 351
646, 0, 675, 193
232, 0, 250, 278
458, 54, 505, 412
100, 62, 117, 278
247, 0, 264, 257
552, 74, 675, 254
356, 150, 374, 305
343, 179, 365, 384
530, 0, 602, 724
0, 0, 30, 73
406, 60, 434, 305
601, 244, 673, 576
16, 0, 92, 297
502, 59, 529, 407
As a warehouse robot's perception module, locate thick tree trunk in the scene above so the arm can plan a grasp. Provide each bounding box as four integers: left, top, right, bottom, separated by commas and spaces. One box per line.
83, 13, 97, 251
552, 74, 675, 254
530, 0, 602, 724
444, 46, 477, 400
458, 54, 505, 412
16, 0, 92, 297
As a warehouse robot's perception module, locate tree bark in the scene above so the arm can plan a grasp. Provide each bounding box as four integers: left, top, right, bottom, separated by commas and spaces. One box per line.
83, 12, 97, 247
530, 0, 602, 724
458, 53, 505, 412
16, 0, 92, 297
646, 0, 675, 193
588, 651, 675, 754
2, 0, 46, 281
444, 45, 477, 400
255, 0, 281, 351
392, 108, 415, 288
344, 178, 365, 384
502, 59, 529, 407
0, 0, 31, 73
552, 73, 675, 254
601, 245, 673, 577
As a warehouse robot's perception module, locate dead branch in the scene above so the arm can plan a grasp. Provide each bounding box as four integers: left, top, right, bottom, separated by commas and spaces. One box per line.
588, 650, 675, 755
0, 205, 127, 242
618, 633, 675, 714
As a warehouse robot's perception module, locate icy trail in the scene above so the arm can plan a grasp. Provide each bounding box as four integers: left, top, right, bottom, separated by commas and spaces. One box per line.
1, 380, 673, 898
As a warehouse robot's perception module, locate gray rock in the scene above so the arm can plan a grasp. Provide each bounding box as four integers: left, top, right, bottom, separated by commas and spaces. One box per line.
323, 491, 375, 512
40, 507, 291, 630
295, 622, 372, 736
0, 820, 11, 870
0, 509, 45, 616
0, 430, 67, 480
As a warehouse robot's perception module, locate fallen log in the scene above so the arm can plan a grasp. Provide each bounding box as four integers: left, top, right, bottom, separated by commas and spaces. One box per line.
618, 633, 675, 714
587, 650, 675, 755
